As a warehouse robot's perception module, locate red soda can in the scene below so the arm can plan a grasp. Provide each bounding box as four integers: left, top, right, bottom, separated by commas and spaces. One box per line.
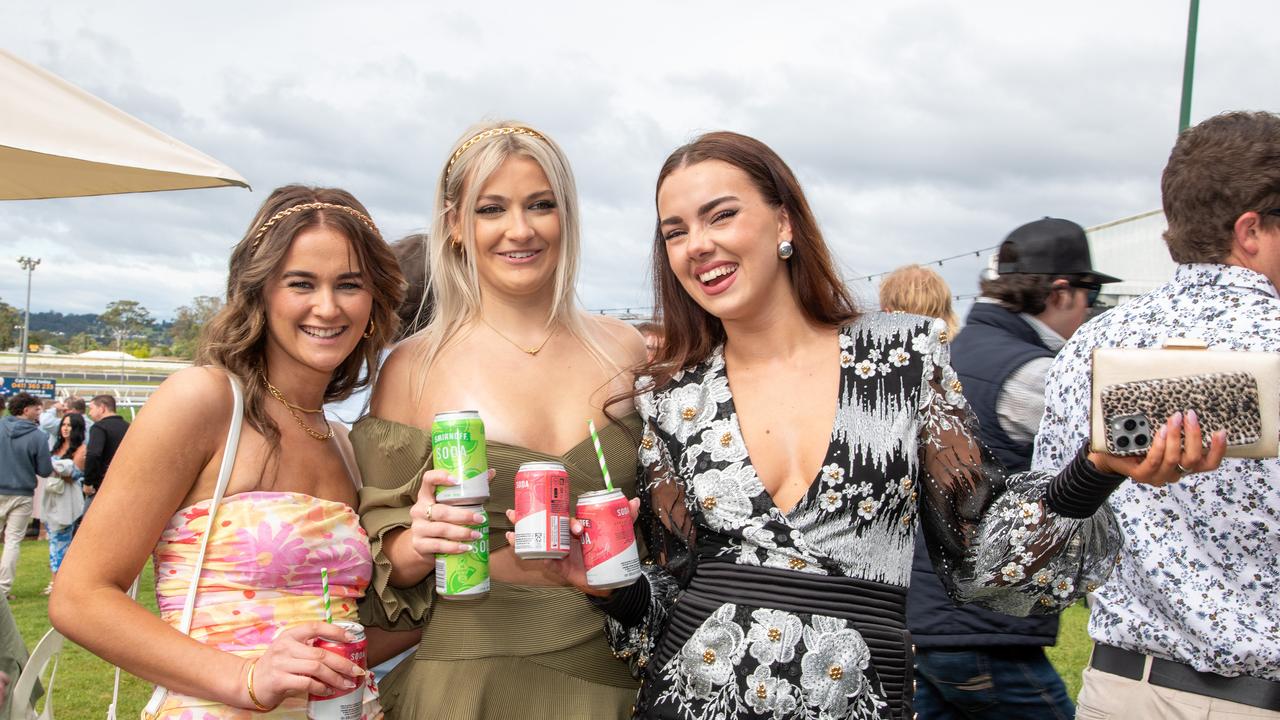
575, 488, 642, 589
307, 620, 367, 720
514, 462, 571, 559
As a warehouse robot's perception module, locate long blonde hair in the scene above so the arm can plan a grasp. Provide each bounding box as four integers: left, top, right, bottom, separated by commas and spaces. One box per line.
878, 264, 959, 335
414, 121, 617, 381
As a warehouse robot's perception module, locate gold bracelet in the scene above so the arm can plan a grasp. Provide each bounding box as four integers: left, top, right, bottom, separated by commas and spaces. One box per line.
245, 657, 271, 712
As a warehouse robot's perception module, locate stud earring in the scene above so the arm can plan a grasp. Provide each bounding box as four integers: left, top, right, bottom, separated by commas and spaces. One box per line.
777, 240, 794, 260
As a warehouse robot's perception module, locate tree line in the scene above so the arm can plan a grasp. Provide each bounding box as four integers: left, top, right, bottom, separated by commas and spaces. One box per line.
0, 296, 222, 360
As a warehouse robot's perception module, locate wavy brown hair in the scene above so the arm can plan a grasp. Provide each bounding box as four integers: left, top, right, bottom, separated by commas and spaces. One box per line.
642, 131, 859, 387
196, 185, 405, 449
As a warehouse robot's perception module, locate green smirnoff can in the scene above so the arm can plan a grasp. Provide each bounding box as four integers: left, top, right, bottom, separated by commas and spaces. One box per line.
435, 505, 489, 600
431, 410, 490, 505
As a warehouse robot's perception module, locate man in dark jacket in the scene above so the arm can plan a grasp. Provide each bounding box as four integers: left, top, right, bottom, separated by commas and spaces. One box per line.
83, 394, 129, 517
0, 393, 52, 597
907, 218, 1121, 718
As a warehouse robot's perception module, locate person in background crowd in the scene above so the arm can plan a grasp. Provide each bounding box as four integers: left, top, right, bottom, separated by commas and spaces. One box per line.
52, 184, 404, 718
901, 220, 1121, 719
43, 412, 86, 595
39, 396, 91, 449
353, 121, 646, 718
583, 130, 1219, 720
0, 393, 51, 600
635, 320, 663, 362
1035, 111, 1280, 718
878, 264, 959, 336
82, 394, 129, 516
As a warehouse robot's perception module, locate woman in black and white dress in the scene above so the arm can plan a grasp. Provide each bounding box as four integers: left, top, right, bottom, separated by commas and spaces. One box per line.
557, 132, 1225, 720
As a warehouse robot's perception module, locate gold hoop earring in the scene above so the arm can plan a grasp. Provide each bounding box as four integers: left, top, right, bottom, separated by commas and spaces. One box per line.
363, 319, 376, 339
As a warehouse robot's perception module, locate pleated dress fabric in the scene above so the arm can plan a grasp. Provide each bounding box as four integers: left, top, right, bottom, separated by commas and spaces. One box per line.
351, 414, 643, 720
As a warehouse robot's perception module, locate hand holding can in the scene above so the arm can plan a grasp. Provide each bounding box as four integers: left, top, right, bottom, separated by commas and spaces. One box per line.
246, 621, 366, 712
408, 469, 491, 559
503, 495, 642, 598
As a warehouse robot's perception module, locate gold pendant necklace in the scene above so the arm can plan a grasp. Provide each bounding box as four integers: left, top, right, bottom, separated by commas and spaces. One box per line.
260, 371, 334, 442
481, 317, 555, 356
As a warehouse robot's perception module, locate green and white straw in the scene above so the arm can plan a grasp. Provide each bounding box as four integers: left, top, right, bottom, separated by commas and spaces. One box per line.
321, 567, 332, 624
587, 419, 614, 491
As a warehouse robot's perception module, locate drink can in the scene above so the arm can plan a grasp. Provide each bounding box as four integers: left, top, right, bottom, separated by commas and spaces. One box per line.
514, 462, 571, 559
575, 489, 641, 589
431, 410, 490, 505
435, 505, 489, 600
307, 620, 367, 720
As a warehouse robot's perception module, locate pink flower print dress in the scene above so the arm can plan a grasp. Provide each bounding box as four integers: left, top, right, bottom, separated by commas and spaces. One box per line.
150, 492, 382, 719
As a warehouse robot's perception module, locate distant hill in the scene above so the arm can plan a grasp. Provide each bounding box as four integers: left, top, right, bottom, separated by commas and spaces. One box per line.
29, 311, 100, 336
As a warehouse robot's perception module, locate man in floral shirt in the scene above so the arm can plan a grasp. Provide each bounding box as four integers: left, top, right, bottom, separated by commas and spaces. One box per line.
1033, 111, 1280, 717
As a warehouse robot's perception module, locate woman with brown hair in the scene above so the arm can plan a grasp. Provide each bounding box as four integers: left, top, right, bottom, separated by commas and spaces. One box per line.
51, 185, 404, 718
351, 121, 646, 718
568, 132, 1225, 720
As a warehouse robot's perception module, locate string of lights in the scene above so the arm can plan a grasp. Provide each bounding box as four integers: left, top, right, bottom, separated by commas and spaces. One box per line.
847, 244, 1000, 283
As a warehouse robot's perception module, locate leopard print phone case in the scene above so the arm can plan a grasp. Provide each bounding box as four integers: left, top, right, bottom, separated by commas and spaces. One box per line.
1099, 371, 1262, 456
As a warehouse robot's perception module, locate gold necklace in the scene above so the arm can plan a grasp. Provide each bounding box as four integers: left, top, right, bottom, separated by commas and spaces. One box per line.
260, 372, 334, 441
481, 317, 555, 356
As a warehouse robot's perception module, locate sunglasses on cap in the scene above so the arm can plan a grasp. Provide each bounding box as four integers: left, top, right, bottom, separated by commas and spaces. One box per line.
1067, 279, 1102, 307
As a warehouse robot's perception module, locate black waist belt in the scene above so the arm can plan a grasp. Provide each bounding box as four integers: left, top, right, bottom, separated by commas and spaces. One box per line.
1091, 643, 1280, 711
655, 561, 912, 718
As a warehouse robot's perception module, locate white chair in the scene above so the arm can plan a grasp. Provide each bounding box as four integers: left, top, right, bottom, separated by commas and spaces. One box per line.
9, 627, 63, 720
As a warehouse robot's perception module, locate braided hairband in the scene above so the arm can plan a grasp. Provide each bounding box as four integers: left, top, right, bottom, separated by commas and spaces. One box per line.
250, 202, 381, 250
445, 126, 547, 183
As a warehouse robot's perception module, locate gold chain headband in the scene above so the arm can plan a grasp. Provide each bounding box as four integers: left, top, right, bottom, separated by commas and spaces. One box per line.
445, 126, 547, 183
250, 202, 381, 250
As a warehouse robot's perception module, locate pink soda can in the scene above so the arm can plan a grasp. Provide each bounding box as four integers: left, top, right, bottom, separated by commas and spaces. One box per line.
514, 461, 571, 559
575, 488, 642, 589
307, 620, 367, 720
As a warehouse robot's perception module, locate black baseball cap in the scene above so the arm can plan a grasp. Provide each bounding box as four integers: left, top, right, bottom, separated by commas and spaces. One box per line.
996, 217, 1122, 284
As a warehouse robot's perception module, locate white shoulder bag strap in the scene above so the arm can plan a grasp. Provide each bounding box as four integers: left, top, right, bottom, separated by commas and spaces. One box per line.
133, 374, 245, 720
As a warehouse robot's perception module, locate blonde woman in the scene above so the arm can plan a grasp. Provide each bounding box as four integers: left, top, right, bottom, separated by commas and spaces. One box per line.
878, 264, 959, 336
353, 122, 646, 718
52, 186, 404, 718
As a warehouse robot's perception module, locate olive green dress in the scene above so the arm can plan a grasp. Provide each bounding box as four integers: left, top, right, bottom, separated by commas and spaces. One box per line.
351, 414, 642, 720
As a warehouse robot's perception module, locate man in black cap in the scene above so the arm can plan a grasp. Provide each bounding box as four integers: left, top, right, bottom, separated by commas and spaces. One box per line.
906, 217, 1121, 719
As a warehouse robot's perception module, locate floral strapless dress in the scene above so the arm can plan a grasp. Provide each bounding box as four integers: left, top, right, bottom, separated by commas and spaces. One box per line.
150, 491, 382, 719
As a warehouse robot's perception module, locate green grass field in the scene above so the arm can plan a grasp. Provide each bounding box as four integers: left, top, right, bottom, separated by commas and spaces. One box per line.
9, 540, 156, 718
5, 540, 1095, 716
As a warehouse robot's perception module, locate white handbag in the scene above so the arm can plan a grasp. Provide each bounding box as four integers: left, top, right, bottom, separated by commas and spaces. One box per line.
125, 374, 244, 720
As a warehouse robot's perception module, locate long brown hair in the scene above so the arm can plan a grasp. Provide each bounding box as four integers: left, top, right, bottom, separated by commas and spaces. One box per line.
643, 131, 859, 386
196, 185, 405, 449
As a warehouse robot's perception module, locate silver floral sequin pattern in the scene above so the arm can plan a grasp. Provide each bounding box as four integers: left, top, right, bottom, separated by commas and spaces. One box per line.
1033, 263, 1280, 681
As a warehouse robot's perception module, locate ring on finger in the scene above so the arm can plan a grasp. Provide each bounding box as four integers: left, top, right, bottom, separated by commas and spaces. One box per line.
1175, 463, 1191, 475
424, 504, 434, 521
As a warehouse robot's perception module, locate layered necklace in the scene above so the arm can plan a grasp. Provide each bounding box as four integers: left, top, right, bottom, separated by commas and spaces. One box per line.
481, 316, 555, 356
260, 371, 333, 441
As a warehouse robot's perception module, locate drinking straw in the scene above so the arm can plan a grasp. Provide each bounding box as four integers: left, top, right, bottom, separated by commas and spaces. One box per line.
587, 419, 614, 491
321, 567, 332, 624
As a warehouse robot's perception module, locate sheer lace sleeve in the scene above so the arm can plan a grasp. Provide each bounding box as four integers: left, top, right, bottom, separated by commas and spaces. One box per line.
598, 380, 688, 676
914, 319, 1123, 616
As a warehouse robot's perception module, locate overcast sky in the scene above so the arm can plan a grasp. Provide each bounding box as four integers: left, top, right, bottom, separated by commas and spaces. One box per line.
2, 1, 1277, 319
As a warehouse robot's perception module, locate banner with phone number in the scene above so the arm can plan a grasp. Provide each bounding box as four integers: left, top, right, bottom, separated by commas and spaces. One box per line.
1, 377, 57, 399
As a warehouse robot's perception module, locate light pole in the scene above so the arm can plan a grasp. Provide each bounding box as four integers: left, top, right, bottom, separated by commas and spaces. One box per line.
17, 256, 40, 378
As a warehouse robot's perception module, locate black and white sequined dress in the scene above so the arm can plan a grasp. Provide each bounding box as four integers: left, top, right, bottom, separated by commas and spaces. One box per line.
603, 312, 1122, 720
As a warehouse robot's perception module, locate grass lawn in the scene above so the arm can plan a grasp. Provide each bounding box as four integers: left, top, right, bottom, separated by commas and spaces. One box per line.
9, 539, 155, 718
5, 539, 1098, 715
1047, 601, 1092, 699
